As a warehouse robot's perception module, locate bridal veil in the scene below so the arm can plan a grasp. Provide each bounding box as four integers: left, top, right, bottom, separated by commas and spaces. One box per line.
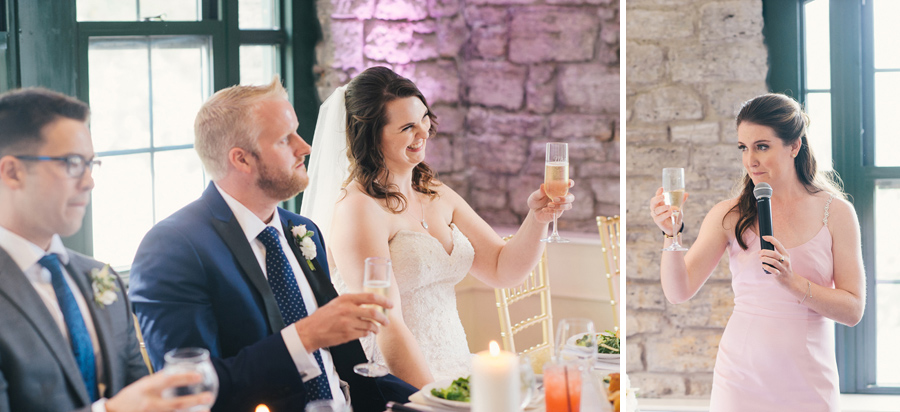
300, 85, 349, 241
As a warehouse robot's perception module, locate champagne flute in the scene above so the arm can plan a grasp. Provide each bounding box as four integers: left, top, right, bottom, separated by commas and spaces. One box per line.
541, 142, 570, 243
162, 348, 218, 412
661, 168, 689, 252
353, 257, 391, 377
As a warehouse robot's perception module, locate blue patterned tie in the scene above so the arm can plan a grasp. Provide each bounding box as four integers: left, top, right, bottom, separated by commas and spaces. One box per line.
257, 226, 333, 401
38, 254, 99, 402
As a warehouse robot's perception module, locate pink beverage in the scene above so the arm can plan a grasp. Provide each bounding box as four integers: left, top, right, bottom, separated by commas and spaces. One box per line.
544, 363, 582, 412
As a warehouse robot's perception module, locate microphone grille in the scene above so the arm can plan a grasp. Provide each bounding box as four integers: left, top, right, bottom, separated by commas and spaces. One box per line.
753, 182, 773, 199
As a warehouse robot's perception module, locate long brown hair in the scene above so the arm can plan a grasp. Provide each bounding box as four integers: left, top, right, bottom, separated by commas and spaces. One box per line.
344, 66, 439, 213
729, 93, 845, 250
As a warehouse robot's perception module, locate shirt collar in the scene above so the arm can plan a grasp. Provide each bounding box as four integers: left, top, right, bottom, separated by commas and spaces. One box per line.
0, 225, 70, 273
214, 182, 286, 243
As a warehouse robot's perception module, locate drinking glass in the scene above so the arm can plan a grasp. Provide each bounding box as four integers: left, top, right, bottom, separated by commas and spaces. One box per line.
162, 347, 218, 412
543, 361, 582, 412
519, 354, 536, 409
555, 318, 596, 366
661, 167, 689, 252
541, 142, 570, 243
353, 257, 391, 377
305, 400, 352, 412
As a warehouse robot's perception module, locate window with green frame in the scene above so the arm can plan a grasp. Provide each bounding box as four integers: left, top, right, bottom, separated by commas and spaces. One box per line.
764, 0, 900, 394
5, 0, 320, 270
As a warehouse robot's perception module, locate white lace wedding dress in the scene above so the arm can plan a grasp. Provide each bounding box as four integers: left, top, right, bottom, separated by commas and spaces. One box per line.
332, 223, 475, 382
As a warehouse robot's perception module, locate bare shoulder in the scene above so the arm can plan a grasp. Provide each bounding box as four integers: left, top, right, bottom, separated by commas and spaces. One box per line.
824, 195, 860, 227
333, 182, 391, 221
708, 197, 740, 226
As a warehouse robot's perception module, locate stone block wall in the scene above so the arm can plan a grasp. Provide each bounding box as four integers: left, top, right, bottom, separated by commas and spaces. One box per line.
314, 0, 620, 232
625, 0, 768, 398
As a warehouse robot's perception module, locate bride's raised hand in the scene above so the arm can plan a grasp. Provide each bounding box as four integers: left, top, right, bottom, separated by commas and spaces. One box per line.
529, 180, 575, 223
650, 187, 688, 235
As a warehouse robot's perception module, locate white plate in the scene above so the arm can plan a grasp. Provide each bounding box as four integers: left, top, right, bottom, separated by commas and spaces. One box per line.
566, 333, 620, 355
421, 380, 470, 410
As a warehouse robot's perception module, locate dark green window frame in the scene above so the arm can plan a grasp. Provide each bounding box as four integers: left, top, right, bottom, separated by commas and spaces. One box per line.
2, 0, 320, 257
764, 0, 897, 394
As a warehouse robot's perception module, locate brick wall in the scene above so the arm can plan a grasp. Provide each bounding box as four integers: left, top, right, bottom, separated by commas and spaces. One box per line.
314, 0, 620, 232
625, 0, 769, 397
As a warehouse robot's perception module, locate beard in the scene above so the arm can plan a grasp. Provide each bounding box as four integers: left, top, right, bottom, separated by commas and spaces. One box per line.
256, 160, 309, 201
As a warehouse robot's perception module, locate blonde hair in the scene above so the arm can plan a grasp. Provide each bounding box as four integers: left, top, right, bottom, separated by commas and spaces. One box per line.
194, 76, 289, 180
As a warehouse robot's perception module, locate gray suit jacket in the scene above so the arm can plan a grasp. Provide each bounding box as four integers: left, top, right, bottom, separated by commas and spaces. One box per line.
0, 246, 148, 412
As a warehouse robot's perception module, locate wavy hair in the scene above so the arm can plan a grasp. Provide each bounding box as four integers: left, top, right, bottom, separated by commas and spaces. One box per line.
344, 66, 439, 213
729, 93, 845, 250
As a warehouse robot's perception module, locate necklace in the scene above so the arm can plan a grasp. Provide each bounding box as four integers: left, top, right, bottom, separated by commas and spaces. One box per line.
407, 194, 428, 229
419, 198, 428, 229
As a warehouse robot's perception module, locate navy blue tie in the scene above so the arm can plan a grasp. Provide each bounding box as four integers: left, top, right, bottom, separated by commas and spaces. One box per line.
257, 226, 333, 401
38, 254, 99, 402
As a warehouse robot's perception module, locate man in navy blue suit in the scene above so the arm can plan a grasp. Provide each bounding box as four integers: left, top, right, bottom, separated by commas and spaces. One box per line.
129, 78, 416, 412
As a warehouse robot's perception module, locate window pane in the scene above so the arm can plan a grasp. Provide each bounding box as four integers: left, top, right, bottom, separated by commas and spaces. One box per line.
76, 0, 200, 21
805, 92, 833, 171
77, 0, 136, 21
804, 0, 831, 90
88, 39, 151, 152
239, 0, 278, 29
140, 0, 200, 22
154, 150, 207, 222
877, 283, 900, 385
91, 154, 153, 268
240, 45, 279, 86
150, 37, 211, 147
873, 0, 900, 69
875, 180, 900, 282
874, 72, 900, 166
875, 180, 900, 385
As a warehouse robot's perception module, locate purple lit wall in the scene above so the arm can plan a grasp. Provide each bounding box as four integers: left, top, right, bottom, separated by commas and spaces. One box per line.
314, 0, 619, 233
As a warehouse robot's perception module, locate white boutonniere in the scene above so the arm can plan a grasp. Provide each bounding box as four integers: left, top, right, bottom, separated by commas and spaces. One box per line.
290, 224, 317, 271
90, 264, 118, 307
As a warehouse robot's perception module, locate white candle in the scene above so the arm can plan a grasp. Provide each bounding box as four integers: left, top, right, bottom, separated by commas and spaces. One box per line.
472, 341, 520, 412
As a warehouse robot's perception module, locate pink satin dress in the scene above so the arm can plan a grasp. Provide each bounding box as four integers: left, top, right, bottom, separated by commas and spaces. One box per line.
710, 196, 840, 411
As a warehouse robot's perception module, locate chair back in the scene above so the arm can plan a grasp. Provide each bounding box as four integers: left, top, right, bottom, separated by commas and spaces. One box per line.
494, 236, 554, 374
133, 314, 155, 373
596, 215, 621, 331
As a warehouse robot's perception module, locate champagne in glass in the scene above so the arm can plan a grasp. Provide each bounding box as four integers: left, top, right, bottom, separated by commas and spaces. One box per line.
354, 257, 392, 377
662, 168, 689, 252
541, 142, 570, 243
162, 348, 218, 412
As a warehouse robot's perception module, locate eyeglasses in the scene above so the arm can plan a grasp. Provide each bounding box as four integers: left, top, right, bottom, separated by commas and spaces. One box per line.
14, 154, 102, 178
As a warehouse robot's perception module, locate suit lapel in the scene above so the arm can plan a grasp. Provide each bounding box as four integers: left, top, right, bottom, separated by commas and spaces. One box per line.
64, 253, 115, 397
0, 247, 91, 405
282, 220, 338, 307
205, 184, 286, 332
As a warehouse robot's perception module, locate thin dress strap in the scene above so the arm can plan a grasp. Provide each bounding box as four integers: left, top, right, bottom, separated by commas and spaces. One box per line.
823, 193, 836, 226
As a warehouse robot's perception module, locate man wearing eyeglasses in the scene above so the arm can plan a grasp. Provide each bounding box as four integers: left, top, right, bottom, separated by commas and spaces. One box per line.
0, 88, 213, 412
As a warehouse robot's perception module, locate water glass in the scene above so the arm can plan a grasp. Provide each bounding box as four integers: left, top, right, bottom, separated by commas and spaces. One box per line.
305, 400, 352, 412
162, 347, 218, 412
555, 318, 597, 366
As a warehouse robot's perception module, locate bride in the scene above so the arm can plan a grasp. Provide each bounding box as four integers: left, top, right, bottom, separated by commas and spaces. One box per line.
301, 66, 575, 388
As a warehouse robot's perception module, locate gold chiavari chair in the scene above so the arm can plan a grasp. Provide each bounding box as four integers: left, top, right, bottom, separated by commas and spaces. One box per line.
494, 236, 554, 374
596, 215, 621, 332
133, 314, 154, 373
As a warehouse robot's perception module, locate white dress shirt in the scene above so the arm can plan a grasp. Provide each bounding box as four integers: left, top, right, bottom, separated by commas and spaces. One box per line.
215, 183, 345, 403
0, 225, 106, 399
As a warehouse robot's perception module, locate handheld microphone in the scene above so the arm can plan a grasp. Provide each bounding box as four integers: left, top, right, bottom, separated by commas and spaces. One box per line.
753, 183, 774, 251
754, 183, 774, 273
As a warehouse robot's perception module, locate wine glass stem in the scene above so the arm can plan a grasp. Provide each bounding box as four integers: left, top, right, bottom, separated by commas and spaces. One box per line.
552, 211, 560, 237
670, 212, 679, 246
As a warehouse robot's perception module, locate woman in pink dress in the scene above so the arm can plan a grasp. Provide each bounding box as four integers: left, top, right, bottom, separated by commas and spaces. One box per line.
648, 93, 865, 411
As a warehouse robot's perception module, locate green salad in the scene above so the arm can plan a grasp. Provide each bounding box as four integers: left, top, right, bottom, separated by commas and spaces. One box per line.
430, 376, 471, 402
576, 330, 620, 354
